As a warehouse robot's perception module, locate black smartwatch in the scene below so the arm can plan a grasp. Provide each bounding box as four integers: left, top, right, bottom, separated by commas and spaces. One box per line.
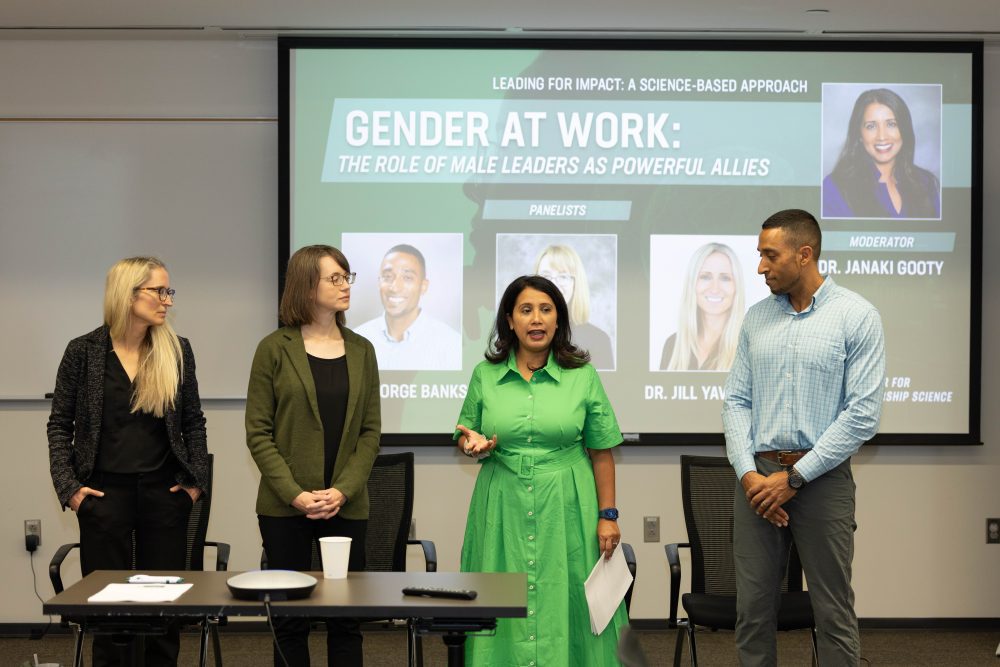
787, 467, 806, 490
598, 507, 619, 521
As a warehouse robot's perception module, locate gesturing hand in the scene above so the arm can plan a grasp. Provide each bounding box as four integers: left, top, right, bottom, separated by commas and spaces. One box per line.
455, 425, 497, 457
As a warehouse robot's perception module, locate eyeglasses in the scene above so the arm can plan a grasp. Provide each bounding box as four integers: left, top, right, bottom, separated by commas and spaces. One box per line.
539, 271, 575, 287
322, 272, 356, 286
134, 287, 176, 302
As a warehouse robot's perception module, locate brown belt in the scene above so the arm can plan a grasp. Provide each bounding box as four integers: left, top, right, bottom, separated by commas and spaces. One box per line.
756, 450, 811, 466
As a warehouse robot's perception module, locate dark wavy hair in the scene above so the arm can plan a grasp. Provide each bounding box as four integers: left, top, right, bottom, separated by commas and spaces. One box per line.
829, 88, 939, 218
485, 275, 590, 369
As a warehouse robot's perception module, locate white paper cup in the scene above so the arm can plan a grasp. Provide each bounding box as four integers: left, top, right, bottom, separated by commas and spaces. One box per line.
319, 536, 352, 579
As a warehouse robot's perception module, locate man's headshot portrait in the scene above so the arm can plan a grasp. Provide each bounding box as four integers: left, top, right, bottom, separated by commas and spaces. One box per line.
343, 233, 463, 371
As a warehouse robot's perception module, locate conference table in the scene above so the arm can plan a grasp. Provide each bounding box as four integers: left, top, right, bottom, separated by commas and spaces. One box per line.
43, 570, 527, 667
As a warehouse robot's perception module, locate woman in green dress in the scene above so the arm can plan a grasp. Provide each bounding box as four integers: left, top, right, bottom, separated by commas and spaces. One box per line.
455, 274, 628, 666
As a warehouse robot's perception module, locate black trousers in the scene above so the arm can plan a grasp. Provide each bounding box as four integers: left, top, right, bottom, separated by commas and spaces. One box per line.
259, 514, 368, 667
77, 465, 193, 667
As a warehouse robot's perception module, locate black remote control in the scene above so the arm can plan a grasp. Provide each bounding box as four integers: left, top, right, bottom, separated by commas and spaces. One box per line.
402, 586, 477, 600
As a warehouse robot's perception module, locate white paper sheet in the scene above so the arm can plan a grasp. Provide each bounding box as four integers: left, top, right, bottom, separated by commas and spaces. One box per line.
87, 583, 193, 603
583, 544, 634, 635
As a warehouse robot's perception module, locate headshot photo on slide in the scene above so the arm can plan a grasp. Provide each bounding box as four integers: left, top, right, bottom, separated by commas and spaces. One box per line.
342, 232, 463, 371
649, 235, 770, 373
495, 233, 617, 371
821, 82, 942, 221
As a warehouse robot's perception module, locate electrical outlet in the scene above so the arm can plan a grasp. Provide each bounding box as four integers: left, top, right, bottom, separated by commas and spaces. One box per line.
24, 519, 41, 552
987, 518, 1000, 544
409, 519, 417, 541
643, 516, 660, 543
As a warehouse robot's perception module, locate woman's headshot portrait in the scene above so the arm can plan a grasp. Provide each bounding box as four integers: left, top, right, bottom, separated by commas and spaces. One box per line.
496, 233, 617, 371
532, 243, 614, 370
821, 84, 942, 220
661, 242, 744, 371
650, 236, 768, 372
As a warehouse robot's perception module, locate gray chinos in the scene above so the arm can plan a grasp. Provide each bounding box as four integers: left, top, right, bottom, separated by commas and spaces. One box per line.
733, 456, 860, 666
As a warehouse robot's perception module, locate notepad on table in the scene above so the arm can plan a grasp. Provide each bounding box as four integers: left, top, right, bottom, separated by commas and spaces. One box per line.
88, 583, 193, 603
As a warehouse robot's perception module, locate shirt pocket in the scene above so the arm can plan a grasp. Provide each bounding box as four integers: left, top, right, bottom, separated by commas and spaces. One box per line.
802, 335, 846, 375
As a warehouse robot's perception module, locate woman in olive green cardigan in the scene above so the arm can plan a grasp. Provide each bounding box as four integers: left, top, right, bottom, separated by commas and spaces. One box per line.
246, 245, 380, 667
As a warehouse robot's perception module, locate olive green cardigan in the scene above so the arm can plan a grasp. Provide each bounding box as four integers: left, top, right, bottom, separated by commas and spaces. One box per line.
245, 326, 381, 519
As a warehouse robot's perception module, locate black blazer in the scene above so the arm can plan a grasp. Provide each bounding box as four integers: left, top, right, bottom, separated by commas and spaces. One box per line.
47, 325, 209, 508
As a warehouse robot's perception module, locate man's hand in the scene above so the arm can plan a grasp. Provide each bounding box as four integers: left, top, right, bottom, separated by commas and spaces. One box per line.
742, 471, 795, 527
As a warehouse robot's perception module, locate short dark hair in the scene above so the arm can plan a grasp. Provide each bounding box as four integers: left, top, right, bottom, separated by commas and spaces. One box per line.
485, 275, 590, 369
761, 209, 822, 260
384, 244, 426, 277
280, 245, 351, 328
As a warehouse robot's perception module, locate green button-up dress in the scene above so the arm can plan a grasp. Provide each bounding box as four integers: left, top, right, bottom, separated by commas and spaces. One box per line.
456, 353, 628, 666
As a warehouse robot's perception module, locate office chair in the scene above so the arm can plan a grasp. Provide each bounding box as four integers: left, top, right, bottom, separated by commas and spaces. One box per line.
665, 455, 816, 667
49, 453, 230, 667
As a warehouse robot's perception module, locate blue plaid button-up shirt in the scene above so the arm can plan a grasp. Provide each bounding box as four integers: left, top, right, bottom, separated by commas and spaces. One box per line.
723, 277, 886, 482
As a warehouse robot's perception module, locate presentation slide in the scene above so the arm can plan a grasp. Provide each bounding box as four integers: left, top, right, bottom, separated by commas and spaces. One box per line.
283, 39, 979, 444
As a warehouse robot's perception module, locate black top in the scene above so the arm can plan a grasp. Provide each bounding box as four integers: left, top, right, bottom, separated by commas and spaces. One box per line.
307, 353, 349, 488
95, 348, 171, 474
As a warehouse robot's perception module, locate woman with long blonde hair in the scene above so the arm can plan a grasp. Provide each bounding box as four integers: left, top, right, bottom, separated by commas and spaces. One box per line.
660, 243, 746, 371
533, 244, 614, 369
48, 257, 208, 666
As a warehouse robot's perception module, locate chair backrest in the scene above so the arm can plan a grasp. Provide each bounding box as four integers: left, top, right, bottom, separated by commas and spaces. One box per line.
364, 452, 415, 572
183, 453, 214, 571
680, 455, 804, 596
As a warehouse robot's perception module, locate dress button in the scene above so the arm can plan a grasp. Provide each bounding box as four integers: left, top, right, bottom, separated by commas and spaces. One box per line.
528, 610, 535, 616
527, 437, 532, 443
528, 584, 535, 590
528, 560, 534, 566
527, 511, 533, 517
527, 485, 533, 492
528, 535, 534, 541
528, 395, 533, 399
529, 635, 535, 641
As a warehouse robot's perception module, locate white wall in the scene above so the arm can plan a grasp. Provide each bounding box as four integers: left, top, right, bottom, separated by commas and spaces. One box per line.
0, 39, 997, 624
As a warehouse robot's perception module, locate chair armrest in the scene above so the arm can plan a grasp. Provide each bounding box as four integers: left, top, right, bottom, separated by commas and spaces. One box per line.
48, 543, 81, 595
408, 539, 437, 572
664, 542, 690, 629
205, 541, 231, 572
621, 542, 637, 615
621, 542, 637, 578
